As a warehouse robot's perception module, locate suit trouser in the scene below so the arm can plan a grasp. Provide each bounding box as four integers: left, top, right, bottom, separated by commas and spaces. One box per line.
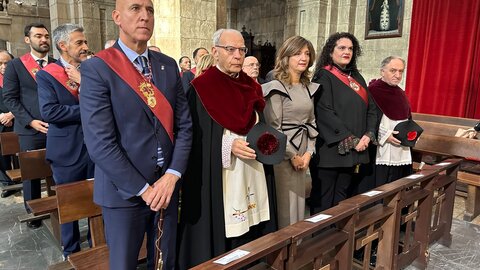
18, 133, 46, 212
51, 148, 95, 257
102, 181, 180, 270
310, 166, 358, 215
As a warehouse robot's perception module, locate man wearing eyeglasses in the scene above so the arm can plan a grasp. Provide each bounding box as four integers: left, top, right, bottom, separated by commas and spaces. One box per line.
177, 29, 277, 269
242, 56, 265, 84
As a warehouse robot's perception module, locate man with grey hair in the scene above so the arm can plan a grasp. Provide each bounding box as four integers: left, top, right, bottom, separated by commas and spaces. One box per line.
36, 23, 94, 259
177, 28, 277, 269
368, 56, 413, 187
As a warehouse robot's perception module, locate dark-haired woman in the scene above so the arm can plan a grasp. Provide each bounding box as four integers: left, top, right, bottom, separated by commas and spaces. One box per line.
309, 32, 378, 214
262, 36, 319, 228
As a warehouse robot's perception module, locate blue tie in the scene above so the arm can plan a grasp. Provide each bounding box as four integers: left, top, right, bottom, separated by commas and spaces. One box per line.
137, 56, 151, 80
137, 56, 163, 167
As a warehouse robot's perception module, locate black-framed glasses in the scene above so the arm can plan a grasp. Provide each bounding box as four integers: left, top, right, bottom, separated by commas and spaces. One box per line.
215, 45, 248, 55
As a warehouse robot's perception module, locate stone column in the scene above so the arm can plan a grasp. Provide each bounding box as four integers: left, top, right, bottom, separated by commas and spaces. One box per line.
284, 0, 330, 53
150, 0, 220, 61
48, 0, 117, 55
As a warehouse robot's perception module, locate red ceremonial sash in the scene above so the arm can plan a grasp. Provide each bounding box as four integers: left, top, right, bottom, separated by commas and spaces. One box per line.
42, 64, 79, 100
96, 48, 174, 142
20, 53, 41, 81
324, 65, 368, 104
0, 73, 3, 88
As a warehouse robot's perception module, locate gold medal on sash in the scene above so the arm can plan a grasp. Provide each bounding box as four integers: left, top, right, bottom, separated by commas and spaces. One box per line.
31, 68, 39, 76
139, 81, 157, 108
66, 79, 79, 90
348, 76, 360, 91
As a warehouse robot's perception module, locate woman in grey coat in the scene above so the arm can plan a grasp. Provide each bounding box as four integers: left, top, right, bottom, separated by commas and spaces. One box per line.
262, 36, 319, 228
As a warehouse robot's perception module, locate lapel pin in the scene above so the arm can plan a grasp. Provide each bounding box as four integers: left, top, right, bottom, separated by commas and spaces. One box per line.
161, 65, 165, 70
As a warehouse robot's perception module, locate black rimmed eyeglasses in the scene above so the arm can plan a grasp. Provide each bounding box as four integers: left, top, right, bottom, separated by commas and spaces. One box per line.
215, 45, 248, 55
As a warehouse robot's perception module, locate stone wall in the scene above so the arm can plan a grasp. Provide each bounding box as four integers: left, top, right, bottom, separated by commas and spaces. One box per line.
0, 0, 50, 57
227, 0, 413, 88
49, 0, 117, 56
230, 0, 286, 52
151, 0, 220, 62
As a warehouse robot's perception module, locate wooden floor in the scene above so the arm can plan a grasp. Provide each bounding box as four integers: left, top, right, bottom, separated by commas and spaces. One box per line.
0, 191, 479, 270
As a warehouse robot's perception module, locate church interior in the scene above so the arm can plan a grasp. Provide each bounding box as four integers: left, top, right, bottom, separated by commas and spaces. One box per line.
0, 0, 480, 269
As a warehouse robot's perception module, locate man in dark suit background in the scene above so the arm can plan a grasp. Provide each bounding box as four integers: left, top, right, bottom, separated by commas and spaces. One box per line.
181, 47, 209, 92
36, 23, 94, 259
3, 23, 54, 229
0, 50, 16, 198
80, 0, 192, 269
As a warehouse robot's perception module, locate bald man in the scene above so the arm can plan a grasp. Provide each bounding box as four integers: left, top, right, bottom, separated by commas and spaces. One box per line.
79, 0, 192, 269
242, 56, 264, 84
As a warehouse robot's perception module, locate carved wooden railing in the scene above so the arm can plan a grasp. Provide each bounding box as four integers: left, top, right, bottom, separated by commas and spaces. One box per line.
194, 159, 461, 270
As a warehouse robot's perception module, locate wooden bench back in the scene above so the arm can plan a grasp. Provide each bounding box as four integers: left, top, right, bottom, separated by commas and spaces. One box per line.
55, 180, 104, 247
416, 120, 477, 137
0, 132, 20, 155
413, 112, 478, 127
414, 133, 480, 159
287, 203, 357, 270
17, 149, 52, 180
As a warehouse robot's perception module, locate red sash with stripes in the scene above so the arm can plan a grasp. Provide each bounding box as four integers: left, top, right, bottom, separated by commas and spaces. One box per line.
20, 54, 41, 81
0, 73, 3, 88
324, 65, 368, 104
42, 63, 79, 100
96, 48, 174, 142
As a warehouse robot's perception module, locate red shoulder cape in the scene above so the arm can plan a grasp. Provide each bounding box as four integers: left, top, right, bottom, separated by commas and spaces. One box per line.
191, 67, 265, 135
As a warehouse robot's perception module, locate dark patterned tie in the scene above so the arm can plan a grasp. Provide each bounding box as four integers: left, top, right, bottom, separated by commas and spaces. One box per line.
36, 59, 45, 69
137, 56, 163, 167
137, 56, 151, 80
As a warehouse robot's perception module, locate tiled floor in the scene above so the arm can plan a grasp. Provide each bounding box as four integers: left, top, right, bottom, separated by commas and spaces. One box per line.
1, 191, 480, 269
0, 192, 63, 269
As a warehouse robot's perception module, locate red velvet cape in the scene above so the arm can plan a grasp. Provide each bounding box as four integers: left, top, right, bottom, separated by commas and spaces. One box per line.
191, 66, 265, 135
369, 78, 411, 120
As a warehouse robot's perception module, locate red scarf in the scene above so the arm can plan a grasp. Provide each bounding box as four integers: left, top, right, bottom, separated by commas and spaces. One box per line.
192, 67, 265, 135
324, 65, 368, 104
42, 63, 79, 100
369, 78, 411, 120
96, 48, 174, 142
20, 53, 42, 81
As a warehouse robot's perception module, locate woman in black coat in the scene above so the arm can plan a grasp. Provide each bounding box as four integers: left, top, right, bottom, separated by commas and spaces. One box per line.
309, 32, 378, 214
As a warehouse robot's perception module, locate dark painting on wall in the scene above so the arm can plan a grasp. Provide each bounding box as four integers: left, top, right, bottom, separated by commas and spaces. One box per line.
365, 0, 404, 39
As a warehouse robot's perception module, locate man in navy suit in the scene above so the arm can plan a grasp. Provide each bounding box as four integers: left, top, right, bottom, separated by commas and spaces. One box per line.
80, 0, 192, 269
36, 23, 94, 259
3, 23, 55, 229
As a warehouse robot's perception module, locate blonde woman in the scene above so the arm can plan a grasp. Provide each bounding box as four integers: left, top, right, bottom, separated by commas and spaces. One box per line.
195, 54, 214, 78
262, 36, 319, 228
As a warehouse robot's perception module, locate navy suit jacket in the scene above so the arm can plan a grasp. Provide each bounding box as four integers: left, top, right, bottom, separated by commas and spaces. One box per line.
80, 44, 192, 208
36, 61, 86, 167
2, 55, 55, 136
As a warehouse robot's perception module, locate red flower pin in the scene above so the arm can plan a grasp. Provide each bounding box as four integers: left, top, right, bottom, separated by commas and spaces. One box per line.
407, 131, 418, 141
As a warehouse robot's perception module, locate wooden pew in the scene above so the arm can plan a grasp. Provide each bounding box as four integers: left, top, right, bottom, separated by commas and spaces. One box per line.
193, 204, 357, 270
412, 115, 480, 221
0, 132, 22, 192
339, 175, 408, 270
54, 180, 107, 270
191, 230, 291, 270
380, 159, 459, 270
413, 112, 478, 128
20, 149, 59, 241
18, 148, 55, 196
286, 204, 357, 270
52, 179, 147, 270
